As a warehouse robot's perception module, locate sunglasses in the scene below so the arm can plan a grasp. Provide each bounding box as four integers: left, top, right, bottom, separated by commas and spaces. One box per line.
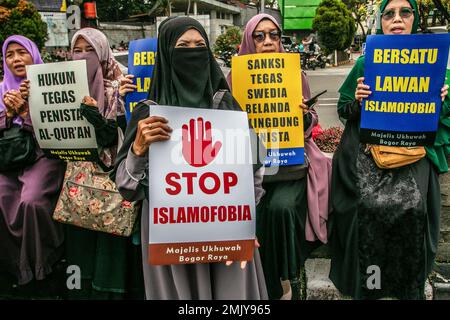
381, 7, 414, 20
252, 30, 281, 43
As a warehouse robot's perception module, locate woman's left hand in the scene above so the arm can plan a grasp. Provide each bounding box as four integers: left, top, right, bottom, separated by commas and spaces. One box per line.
441, 84, 449, 102
299, 99, 309, 115
225, 238, 260, 269
82, 96, 98, 107
119, 74, 137, 97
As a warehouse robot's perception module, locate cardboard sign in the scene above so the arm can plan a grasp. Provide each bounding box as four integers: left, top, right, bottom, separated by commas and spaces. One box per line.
125, 38, 157, 122
148, 106, 256, 265
361, 34, 450, 146
27, 60, 98, 161
231, 53, 304, 166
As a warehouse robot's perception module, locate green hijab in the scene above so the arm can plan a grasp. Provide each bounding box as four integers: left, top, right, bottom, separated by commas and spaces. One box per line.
338, 0, 450, 173
148, 16, 229, 108
376, 0, 419, 34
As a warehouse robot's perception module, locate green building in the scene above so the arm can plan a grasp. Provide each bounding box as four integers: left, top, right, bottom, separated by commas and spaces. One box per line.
280, 0, 322, 30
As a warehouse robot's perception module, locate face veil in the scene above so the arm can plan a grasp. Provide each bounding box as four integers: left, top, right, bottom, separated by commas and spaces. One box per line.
148, 16, 229, 108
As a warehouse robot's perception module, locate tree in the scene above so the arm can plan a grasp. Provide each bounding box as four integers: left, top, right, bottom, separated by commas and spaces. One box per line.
94, 0, 156, 21
313, 0, 356, 55
147, 0, 172, 17
213, 26, 242, 56
236, 0, 278, 12
431, 0, 450, 23
0, 0, 48, 49
343, 0, 368, 37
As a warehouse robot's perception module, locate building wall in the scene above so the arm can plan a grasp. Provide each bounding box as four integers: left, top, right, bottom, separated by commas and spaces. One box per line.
68, 23, 157, 47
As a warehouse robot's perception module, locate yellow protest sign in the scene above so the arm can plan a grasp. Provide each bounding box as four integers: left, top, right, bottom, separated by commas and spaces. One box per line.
231, 53, 304, 166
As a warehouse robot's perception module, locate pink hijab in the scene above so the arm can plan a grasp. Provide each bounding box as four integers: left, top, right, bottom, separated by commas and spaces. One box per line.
71, 28, 125, 167
228, 13, 331, 244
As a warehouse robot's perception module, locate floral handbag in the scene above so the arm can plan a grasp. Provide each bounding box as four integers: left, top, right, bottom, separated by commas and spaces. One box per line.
53, 161, 139, 237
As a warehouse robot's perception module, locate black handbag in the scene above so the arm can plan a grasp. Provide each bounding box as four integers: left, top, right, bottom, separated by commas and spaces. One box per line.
0, 126, 37, 172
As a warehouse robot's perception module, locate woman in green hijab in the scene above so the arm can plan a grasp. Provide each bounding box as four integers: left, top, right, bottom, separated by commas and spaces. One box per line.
330, 0, 449, 299
111, 16, 268, 299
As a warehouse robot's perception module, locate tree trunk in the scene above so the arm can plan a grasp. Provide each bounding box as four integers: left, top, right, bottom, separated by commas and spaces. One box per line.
357, 20, 366, 38
419, 4, 428, 32
432, 0, 450, 22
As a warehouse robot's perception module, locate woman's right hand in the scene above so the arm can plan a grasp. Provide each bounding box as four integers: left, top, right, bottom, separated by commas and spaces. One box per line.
132, 116, 172, 157
119, 74, 138, 97
355, 77, 372, 105
3, 90, 26, 115
2, 94, 16, 118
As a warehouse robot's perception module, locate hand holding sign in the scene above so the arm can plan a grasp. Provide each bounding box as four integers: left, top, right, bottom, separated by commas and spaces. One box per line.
82, 96, 97, 108
132, 116, 172, 157
119, 74, 137, 97
225, 238, 260, 269
182, 117, 222, 167
355, 77, 372, 105
441, 83, 449, 102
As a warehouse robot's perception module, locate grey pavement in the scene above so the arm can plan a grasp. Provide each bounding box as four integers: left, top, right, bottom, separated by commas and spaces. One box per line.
306, 64, 354, 129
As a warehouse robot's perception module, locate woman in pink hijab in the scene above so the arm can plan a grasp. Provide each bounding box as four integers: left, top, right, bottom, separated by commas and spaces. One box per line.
227, 14, 332, 299
62, 28, 143, 299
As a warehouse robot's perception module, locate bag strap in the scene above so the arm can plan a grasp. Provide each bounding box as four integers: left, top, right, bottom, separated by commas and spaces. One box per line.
212, 90, 227, 110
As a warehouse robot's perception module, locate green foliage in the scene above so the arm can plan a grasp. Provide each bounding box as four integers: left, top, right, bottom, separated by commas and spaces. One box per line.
0, 0, 20, 8
343, 0, 368, 36
95, 0, 156, 21
213, 26, 242, 55
313, 0, 356, 55
0, 0, 48, 50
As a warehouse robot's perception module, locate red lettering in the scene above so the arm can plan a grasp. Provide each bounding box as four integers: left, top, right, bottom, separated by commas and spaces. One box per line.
187, 207, 199, 222
228, 205, 236, 221
218, 206, 226, 221
223, 172, 238, 194
243, 205, 251, 221
165, 173, 181, 195
182, 172, 197, 195
199, 172, 221, 194
153, 207, 158, 224
165, 172, 240, 195
201, 207, 209, 222
178, 207, 186, 223
160, 207, 168, 224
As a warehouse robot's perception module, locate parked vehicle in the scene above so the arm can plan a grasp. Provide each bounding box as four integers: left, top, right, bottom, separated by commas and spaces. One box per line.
217, 49, 236, 68
281, 35, 292, 52
112, 51, 129, 75
301, 50, 328, 70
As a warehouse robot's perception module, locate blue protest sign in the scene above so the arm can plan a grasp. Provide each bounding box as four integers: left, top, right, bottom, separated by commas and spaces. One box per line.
125, 38, 158, 122
361, 34, 450, 146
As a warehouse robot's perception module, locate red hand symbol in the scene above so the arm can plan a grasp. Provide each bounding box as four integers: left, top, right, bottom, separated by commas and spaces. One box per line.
182, 117, 222, 167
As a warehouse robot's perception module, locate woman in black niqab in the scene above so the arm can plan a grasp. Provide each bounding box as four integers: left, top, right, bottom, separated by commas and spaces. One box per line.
110, 16, 268, 300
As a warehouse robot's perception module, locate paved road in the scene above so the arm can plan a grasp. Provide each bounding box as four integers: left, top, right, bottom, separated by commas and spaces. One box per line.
305, 65, 353, 129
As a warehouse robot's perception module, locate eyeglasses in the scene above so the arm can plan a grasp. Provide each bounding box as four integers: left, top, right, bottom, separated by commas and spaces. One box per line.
381, 7, 414, 20
252, 30, 281, 43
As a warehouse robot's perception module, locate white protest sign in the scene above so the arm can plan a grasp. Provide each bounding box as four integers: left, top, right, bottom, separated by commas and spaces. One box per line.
27, 60, 98, 161
148, 105, 256, 265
